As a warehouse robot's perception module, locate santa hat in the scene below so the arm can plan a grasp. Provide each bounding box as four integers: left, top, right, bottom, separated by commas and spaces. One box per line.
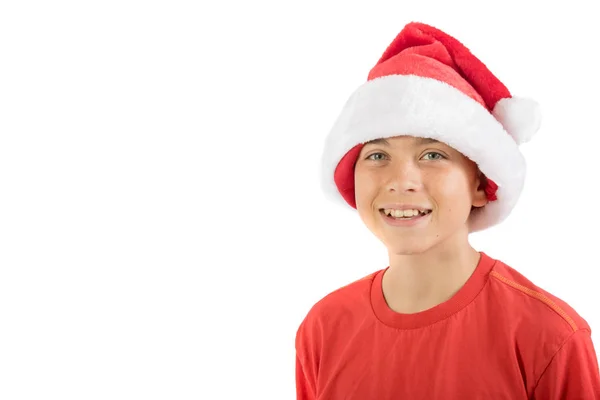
320, 22, 541, 232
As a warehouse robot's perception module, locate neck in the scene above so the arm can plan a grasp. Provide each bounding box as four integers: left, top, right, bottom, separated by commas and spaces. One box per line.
382, 232, 481, 314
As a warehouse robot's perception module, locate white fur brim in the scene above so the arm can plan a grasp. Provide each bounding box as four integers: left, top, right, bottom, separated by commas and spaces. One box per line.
320, 74, 526, 232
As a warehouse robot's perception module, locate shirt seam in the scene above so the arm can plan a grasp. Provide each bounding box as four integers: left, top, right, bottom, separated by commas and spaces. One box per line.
530, 328, 591, 396
489, 271, 578, 332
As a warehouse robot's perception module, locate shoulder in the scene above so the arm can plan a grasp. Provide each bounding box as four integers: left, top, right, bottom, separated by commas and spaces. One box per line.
295, 269, 380, 346
299, 269, 379, 323
483, 255, 598, 393
487, 256, 591, 335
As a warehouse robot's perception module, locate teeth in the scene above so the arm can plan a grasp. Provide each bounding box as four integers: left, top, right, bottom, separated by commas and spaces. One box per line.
383, 208, 428, 218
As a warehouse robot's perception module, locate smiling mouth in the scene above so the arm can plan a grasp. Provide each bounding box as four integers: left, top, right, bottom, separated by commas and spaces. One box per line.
379, 208, 432, 220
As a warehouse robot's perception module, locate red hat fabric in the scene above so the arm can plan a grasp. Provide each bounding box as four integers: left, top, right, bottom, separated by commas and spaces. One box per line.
320, 22, 541, 232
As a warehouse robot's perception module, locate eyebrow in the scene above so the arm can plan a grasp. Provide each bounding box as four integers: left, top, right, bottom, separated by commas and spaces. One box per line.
364, 137, 440, 147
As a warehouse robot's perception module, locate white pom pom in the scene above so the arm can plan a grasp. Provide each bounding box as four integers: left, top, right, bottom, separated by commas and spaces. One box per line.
492, 96, 542, 145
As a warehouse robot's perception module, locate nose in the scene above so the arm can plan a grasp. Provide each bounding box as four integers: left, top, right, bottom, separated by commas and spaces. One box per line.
385, 160, 423, 194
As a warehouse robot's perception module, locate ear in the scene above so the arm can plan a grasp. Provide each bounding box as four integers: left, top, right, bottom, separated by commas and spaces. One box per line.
472, 170, 489, 208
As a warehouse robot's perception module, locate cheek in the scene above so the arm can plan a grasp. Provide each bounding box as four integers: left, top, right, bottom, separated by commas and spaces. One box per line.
429, 173, 474, 219
354, 171, 379, 202
431, 167, 470, 189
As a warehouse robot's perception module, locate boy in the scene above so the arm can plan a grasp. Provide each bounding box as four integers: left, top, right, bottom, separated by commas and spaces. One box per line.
295, 22, 600, 399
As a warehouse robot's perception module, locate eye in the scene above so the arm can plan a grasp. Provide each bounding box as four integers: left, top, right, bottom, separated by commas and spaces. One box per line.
421, 151, 446, 161
366, 152, 387, 161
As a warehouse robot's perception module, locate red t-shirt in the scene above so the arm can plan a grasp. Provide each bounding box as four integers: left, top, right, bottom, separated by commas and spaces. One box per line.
295, 252, 600, 399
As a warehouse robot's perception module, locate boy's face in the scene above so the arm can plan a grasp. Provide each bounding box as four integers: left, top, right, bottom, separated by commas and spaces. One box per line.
354, 135, 488, 255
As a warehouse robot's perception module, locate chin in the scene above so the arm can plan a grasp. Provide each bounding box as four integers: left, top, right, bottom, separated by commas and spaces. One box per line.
389, 247, 427, 256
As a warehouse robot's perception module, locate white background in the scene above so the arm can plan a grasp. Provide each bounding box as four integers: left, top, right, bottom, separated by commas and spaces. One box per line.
1, 1, 599, 399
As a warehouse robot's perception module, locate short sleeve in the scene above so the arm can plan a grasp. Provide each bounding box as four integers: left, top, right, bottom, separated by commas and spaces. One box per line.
295, 318, 318, 400
532, 329, 600, 399
296, 353, 316, 400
